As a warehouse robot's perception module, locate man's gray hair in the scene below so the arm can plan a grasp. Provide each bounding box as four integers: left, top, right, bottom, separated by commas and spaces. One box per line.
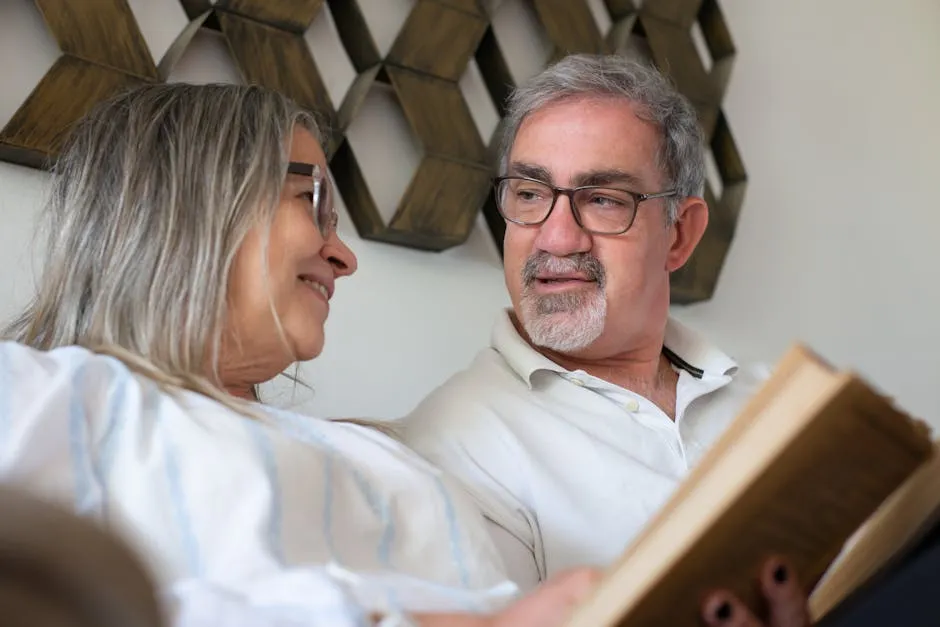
497, 53, 706, 223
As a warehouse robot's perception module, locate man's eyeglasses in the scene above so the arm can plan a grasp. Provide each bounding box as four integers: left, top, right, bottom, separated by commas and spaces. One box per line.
288, 162, 338, 240
493, 176, 678, 235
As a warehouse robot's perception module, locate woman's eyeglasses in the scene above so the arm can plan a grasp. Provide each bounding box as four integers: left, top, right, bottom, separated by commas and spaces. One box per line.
287, 162, 338, 240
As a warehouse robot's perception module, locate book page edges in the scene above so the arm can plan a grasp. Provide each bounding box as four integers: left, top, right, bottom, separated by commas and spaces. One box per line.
809, 440, 940, 619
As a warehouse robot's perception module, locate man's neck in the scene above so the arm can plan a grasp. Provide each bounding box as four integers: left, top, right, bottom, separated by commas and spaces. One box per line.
547, 346, 678, 403
513, 313, 680, 418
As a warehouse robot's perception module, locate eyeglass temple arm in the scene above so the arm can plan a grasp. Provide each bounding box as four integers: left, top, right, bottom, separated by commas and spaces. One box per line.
639, 190, 679, 201
287, 162, 315, 176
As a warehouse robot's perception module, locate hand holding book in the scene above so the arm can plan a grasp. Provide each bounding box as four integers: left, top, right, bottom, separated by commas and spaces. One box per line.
447, 559, 814, 627
700, 555, 812, 627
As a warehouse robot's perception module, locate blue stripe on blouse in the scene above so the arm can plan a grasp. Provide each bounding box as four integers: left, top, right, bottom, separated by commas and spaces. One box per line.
323, 450, 338, 561
92, 366, 130, 518
265, 409, 396, 570
68, 361, 101, 515
156, 389, 203, 577
245, 419, 286, 565
433, 474, 471, 588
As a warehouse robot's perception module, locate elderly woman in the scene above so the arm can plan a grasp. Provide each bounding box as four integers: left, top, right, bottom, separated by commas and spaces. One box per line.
0, 83, 808, 627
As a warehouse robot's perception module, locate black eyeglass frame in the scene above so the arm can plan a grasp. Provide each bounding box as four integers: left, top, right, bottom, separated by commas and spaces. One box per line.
493, 175, 679, 235
287, 161, 338, 240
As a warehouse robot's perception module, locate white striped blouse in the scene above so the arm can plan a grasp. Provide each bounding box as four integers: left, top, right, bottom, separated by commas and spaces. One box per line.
0, 341, 520, 626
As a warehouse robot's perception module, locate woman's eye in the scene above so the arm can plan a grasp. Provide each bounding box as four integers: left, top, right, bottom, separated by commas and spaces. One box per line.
300, 191, 314, 203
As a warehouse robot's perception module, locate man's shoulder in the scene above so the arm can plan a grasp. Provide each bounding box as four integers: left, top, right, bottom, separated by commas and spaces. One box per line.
727, 359, 773, 389
398, 345, 541, 534
437, 346, 527, 394
402, 347, 526, 429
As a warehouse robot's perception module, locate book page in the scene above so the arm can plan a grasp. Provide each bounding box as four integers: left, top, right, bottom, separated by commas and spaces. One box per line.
809, 440, 940, 619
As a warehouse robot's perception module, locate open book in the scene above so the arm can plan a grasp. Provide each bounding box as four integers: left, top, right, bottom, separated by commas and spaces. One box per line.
563, 344, 934, 627
808, 439, 940, 620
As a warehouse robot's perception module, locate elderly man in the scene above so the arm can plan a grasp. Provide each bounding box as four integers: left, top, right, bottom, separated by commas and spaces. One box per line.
401, 53, 769, 589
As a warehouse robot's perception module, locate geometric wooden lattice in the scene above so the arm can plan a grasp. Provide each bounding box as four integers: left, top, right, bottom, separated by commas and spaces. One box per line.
0, 0, 746, 304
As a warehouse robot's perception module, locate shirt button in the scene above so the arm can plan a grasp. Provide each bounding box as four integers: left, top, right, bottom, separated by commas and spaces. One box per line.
570, 378, 585, 387
623, 398, 640, 412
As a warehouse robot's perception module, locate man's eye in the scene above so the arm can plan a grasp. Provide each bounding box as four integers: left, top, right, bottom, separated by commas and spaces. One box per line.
300, 191, 314, 203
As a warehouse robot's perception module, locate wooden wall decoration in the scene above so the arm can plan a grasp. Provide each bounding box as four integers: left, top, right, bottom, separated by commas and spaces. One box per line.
0, 0, 746, 304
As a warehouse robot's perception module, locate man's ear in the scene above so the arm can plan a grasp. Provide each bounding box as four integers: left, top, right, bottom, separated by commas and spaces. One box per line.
665, 196, 708, 272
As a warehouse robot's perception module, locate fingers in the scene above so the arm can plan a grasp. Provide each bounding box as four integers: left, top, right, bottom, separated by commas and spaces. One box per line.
493, 568, 603, 627
701, 591, 764, 627
700, 556, 811, 627
759, 557, 810, 627
542, 567, 605, 604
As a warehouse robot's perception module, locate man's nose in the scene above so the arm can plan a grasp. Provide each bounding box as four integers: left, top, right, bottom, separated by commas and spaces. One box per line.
533, 194, 592, 257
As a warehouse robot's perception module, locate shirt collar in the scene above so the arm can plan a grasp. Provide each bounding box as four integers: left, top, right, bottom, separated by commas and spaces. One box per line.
662, 316, 738, 378
490, 310, 567, 388
490, 309, 738, 388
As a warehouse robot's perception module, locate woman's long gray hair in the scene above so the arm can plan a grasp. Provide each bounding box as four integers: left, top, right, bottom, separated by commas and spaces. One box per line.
3, 83, 319, 410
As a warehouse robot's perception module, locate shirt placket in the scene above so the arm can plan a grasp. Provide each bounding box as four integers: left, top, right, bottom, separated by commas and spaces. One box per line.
572, 373, 689, 472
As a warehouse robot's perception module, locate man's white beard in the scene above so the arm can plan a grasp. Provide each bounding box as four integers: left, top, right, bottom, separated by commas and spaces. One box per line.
520, 287, 606, 353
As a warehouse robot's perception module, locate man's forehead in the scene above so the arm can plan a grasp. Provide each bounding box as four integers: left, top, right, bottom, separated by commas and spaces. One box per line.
511, 98, 659, 156
516, 96, 649, 134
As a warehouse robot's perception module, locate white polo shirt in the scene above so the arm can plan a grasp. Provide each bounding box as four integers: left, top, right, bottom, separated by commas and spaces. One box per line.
400, 310, 770, 590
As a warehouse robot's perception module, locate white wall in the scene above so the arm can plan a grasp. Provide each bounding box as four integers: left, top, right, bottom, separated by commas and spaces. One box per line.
1, 0, 937, 426
672, 0, 940, 427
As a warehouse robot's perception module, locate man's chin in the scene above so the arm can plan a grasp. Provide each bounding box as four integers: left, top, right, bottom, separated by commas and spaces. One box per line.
521, 313, 603, 354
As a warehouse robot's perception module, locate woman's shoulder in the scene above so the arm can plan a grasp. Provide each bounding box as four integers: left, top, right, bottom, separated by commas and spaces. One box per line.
0, 341, 230, 430
0, 340, 132, 391
2, 342, 150, 428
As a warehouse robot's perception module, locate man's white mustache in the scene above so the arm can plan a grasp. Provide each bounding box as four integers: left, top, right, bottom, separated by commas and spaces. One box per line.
522, 252, 606, 287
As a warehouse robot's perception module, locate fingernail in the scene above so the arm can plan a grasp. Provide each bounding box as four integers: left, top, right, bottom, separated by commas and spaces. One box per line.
773, 564, 789, 584
714, 601, 732, 622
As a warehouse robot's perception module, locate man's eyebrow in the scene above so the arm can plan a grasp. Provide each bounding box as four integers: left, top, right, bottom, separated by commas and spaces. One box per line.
572, 169, 645, 189
506, 163, 647, 190
507, 162, 553, 183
